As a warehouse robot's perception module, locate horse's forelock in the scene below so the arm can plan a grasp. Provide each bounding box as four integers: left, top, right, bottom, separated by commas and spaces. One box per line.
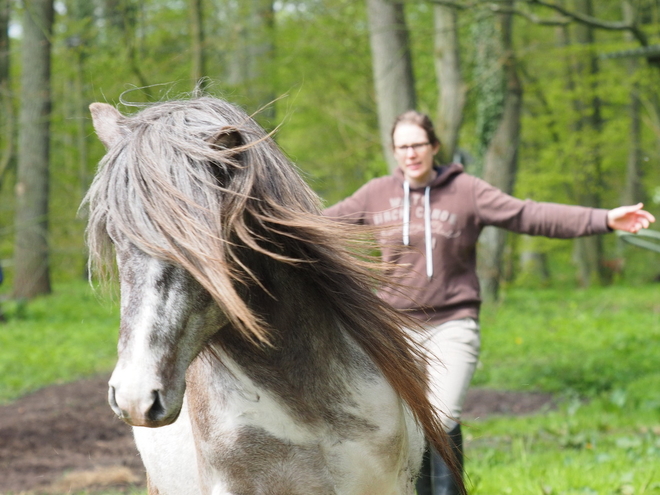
85, 97, 320, 343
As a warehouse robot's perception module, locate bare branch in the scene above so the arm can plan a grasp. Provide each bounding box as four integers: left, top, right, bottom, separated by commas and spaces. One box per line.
487, 3, 569, 26
427, 0, 471, 8
393, 0, 650, 48
393, 0, 472, 10
521, 0, 648, 46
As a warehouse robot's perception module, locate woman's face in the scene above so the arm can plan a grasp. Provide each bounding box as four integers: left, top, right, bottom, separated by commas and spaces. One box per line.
392, 123, 439, 187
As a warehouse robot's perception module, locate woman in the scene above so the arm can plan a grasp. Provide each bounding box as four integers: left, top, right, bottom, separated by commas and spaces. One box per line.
324, 110, 655, 495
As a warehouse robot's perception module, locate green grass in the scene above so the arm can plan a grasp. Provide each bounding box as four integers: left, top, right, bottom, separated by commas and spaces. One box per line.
465, 401, 660, 494
464, 284, 660, 494
475, 285, 660, 402
0, 281, 120, 404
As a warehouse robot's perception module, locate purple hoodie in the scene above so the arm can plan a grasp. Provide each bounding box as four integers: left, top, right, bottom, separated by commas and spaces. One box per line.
325, 164, 611, 325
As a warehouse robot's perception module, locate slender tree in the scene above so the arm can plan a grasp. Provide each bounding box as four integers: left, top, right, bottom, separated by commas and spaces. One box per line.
226, 0, 276, 125
0, 0, 11, 188
190, 0, 207, 90
568, 0, 607, 286
104, 0, 123, 30
114, 0, 151, 98
622, 0, 643, 206
472, 10, 504, 177
0, 0, 8, 85
434, 3, 465, 164
14, 0, 55, 298
477, 2, 523, 302
0, 0, 8, 103
366, 0, 416, 172
68, 0, 94, 198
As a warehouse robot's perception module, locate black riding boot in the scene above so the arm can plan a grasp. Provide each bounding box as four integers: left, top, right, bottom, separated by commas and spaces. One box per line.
415, 448, 433, 495
414, 424, 464, 495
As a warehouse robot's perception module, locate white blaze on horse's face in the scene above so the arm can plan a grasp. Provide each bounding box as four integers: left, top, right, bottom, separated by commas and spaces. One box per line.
108, 239, 227, 428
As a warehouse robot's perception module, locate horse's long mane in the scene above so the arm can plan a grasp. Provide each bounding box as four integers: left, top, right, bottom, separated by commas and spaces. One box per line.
84, 96, 461, 490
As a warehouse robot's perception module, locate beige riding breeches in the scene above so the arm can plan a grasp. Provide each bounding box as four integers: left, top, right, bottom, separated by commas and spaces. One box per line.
411, 318, 481, 431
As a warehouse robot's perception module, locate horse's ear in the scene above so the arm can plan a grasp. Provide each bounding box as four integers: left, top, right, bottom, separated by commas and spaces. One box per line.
208, 127, 243, 151
89, 103, 125, 149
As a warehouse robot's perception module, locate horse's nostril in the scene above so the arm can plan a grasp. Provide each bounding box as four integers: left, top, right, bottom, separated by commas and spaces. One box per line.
108, 385, 118, 408
147, 390, 166, 422
108, 385, 124, 418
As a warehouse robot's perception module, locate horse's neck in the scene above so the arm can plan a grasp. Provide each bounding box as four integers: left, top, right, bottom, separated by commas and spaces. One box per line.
223, 257, 364, 368
201, 257, 381, 429
236, 249, 351, 349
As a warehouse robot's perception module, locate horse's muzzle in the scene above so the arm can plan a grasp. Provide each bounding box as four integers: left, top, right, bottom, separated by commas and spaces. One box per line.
108, 385, 174, 427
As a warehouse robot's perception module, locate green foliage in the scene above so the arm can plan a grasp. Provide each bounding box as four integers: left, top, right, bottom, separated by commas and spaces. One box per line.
275, 0, 387, 204
1, 0, 660, 293
0, 281, 119, 404
514, 21, 660, 213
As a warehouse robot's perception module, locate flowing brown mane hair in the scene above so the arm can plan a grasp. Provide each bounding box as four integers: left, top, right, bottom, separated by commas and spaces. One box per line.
83, 96, 463, 491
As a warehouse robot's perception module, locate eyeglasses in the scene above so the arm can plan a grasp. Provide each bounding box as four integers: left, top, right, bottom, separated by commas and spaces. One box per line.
394, 142, 431, 154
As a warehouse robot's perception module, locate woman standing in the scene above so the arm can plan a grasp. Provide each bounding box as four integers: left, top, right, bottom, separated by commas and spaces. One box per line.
324, 110, 655, 495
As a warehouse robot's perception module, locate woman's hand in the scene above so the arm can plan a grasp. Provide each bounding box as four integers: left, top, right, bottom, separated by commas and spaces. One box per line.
607, 203, 656, 233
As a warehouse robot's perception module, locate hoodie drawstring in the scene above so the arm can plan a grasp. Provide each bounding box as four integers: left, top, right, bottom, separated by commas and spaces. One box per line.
403, 180, 434, 279
403, 181, 410, 245
423, 185, 433, 279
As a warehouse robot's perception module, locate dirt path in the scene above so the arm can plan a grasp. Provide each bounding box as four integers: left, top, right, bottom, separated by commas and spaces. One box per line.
0, 375, 554, 494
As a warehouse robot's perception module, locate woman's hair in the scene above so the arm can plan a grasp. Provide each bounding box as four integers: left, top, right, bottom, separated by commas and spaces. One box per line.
390, 110, 441, 148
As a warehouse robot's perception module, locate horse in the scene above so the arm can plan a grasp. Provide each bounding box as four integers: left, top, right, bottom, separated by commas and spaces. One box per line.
83, 96, 460, 495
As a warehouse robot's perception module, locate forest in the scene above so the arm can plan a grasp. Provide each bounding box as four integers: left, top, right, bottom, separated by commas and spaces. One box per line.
1, 0, 660, 299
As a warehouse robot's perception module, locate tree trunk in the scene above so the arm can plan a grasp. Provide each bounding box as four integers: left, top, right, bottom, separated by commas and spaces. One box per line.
69, 0, 93, 198
0, 0, 8, 88
622, 1, 643, 206
227, 0, 276, 126
366, 0, 416, 172
570, 0, 607, 286
113, 0, 151, 99
434, 4, 465, 164
189, 0, 207, 91
623, 81, 643, 206
0, 0, 12, 188
472, 11, 504, 179
65, 0, 96, 280
13, 0, 54, 298
104, 0, 123, 30
477, 3, 523, 303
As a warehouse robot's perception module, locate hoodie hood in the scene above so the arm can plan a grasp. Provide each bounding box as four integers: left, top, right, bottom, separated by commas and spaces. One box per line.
393, 162, 464, 189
